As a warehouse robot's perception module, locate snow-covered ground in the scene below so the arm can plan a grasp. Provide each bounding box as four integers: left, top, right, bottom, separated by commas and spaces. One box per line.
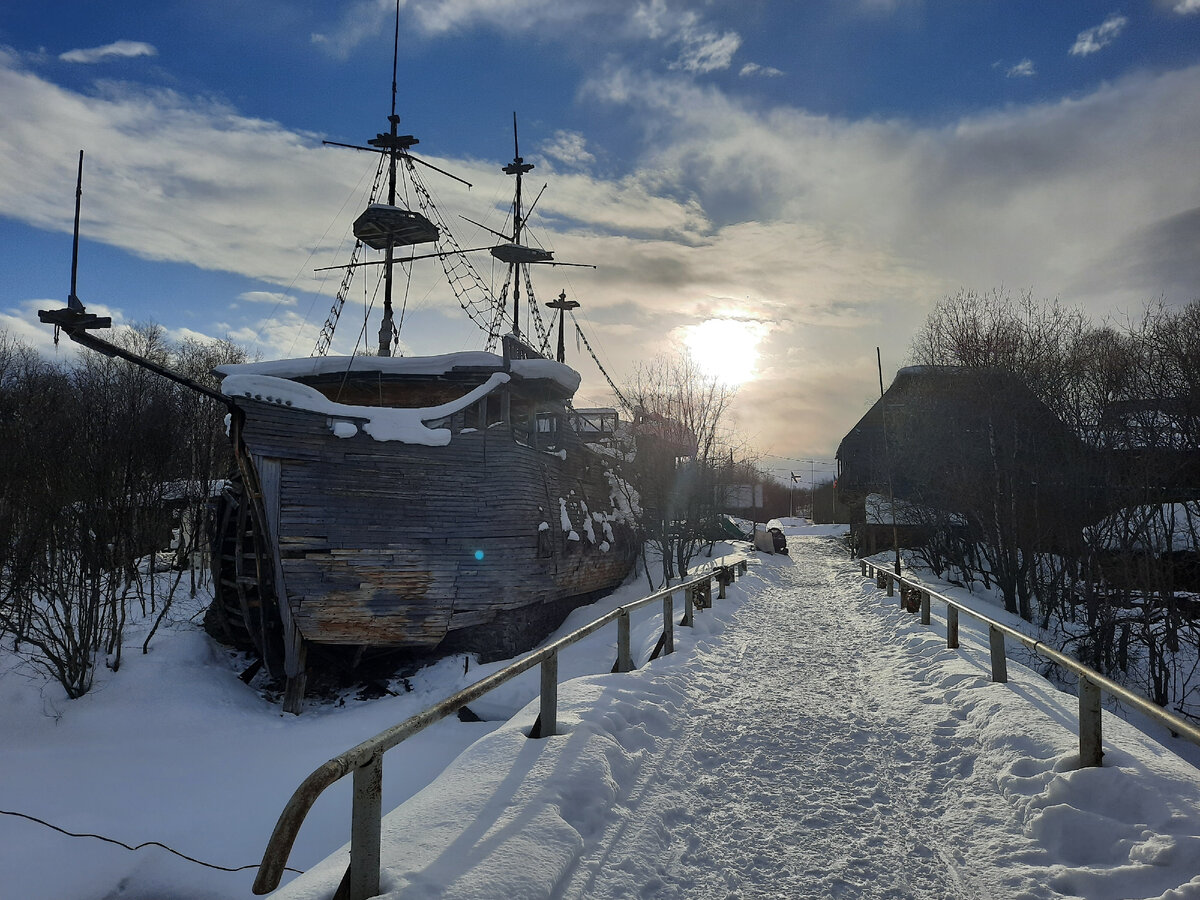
3, 526, 1200, 899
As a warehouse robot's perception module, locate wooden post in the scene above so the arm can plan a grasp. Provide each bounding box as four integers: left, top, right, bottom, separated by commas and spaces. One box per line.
717, 568, 727, 600
538, 652, 558, 738
1079, 675, 1103, 767
886, 573, 895, 597
919, 590, 930, 626
989, 626, 1008, 683
947, 605, 959, 649
662, 592, 675, 655
349, 754, 383, 900
739, 560, 747, 575
682, 584, 694, 627
616, 610, 634, 672
861, 560, 867, 576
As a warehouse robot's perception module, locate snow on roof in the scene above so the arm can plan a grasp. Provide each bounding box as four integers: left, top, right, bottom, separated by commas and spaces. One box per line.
221, 372, 510, 446
216, 352, 581, 393
510, 357, 580, 393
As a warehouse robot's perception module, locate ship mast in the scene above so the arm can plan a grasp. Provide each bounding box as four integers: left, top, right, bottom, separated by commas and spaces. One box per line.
502, 113, 534, 339
377, 3, 403, 356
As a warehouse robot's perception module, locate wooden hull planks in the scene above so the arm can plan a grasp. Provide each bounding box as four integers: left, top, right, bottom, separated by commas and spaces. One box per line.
216, 391, 637, 659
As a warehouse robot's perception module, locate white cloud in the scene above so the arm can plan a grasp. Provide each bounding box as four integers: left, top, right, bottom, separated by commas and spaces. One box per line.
239, 291, 298, 307
541, 130, 596, 169
59, 41, 157, 64
671, 26, 741, 74
312, 0, 592, 54
1006, 59, 1036, 78
578, 62, 1200, 452
1070, 14, 1128, 56
1173, 0, 1200, 13
4, 46, 1199, 458
740, 62, 785, 78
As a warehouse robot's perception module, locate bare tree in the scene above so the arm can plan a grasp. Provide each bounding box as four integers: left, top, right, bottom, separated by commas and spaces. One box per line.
622, 352, 738, 586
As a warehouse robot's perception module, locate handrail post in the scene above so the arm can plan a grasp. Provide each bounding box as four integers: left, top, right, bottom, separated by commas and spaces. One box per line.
946, 605, 959, 649
739, 560, 747, 575
886, 573, 894, 597
860, 560, 867, 576
919, 590, 930, 626
682, 583, 695, 627
1079, 675, 1103, 768
616, 610, 634, 673
538, 652, 558, 738
717, 567, 727, 600
663, 592, 675, 655
988, 626, 1008, 683
349, 754, 383, 900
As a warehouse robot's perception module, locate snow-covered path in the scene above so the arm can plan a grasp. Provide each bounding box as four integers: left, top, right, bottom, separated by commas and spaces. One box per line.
280, 535, 1200, 900
555, 537, 1037, 899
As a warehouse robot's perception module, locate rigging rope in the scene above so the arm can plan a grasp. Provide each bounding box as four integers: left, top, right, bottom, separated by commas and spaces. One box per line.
523, 265, 552, 353
488, 267, 515, 351
571, 311, 632, 412
406, 157, 503, 339
312, 156, 388, 357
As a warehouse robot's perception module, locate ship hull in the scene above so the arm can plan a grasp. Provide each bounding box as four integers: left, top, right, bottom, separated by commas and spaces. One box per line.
216, 394, 637, 662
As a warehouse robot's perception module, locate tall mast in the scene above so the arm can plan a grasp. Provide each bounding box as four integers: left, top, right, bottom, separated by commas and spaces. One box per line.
502, 113, 534, 337
68, 150, 84, 310
377, 1, 403, 357
546, 290, 579, 364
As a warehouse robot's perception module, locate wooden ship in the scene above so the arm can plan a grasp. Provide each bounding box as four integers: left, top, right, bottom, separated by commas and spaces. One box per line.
40, 59, 640, 714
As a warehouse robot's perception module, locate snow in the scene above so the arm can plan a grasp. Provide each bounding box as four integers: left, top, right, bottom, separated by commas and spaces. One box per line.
215, 352, 504, 380
216, 352, 581, 393
509, 358, 581, 393
1091, 502, 1200, 552
4, 527, 1200, 899
220, 372, 510, 446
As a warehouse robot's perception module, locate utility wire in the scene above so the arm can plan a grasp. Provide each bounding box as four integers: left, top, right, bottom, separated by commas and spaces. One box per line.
0, 808, 303, 876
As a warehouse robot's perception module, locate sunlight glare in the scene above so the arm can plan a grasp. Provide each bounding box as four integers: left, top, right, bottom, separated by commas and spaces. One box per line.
682, 318, 768, 385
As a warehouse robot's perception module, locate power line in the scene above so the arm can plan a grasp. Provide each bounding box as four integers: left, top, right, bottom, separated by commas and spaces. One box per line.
0, 808, 302, 876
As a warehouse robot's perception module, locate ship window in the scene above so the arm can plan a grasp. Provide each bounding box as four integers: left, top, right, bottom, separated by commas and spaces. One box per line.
536, 413, 558, 434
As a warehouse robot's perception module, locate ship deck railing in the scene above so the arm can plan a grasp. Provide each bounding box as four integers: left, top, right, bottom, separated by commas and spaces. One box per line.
252, 558, 749, 899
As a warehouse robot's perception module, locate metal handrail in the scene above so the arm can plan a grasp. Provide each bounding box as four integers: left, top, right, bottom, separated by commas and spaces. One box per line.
253, 560, 747, 897
860, 560, 1200, 766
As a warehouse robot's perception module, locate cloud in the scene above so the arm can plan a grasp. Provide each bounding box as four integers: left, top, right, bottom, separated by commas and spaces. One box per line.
740, 62, 784, 78
631, 1, 741, 73
311, 0, 595, 55
1006, 59, 1036, 78
1172, 0, 1200, 13
1070, 14, 1128, 56
4, 46, 1199, 457
239, 291, 298, 307
670, 27, 741, 74
577, 62, 1200, 452
540, 130, 596, 169
59, 41, 157, 64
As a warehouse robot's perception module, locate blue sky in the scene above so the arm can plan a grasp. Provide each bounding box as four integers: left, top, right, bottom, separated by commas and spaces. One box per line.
2, 1, 1199, 475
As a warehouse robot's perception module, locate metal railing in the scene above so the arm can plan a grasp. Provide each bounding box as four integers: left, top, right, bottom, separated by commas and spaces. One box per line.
860, 559, 1200, 769
253, 559, 749, 899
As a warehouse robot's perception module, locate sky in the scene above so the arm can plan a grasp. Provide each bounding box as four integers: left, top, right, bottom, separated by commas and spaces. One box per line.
1, 1, 1199, 477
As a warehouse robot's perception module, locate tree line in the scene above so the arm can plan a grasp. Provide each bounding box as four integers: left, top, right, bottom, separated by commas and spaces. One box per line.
0, 325, 243, 697
901, 290, 1199, 718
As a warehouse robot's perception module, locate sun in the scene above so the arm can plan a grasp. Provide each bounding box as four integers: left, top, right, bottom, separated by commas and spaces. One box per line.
682, 318, 767, 386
